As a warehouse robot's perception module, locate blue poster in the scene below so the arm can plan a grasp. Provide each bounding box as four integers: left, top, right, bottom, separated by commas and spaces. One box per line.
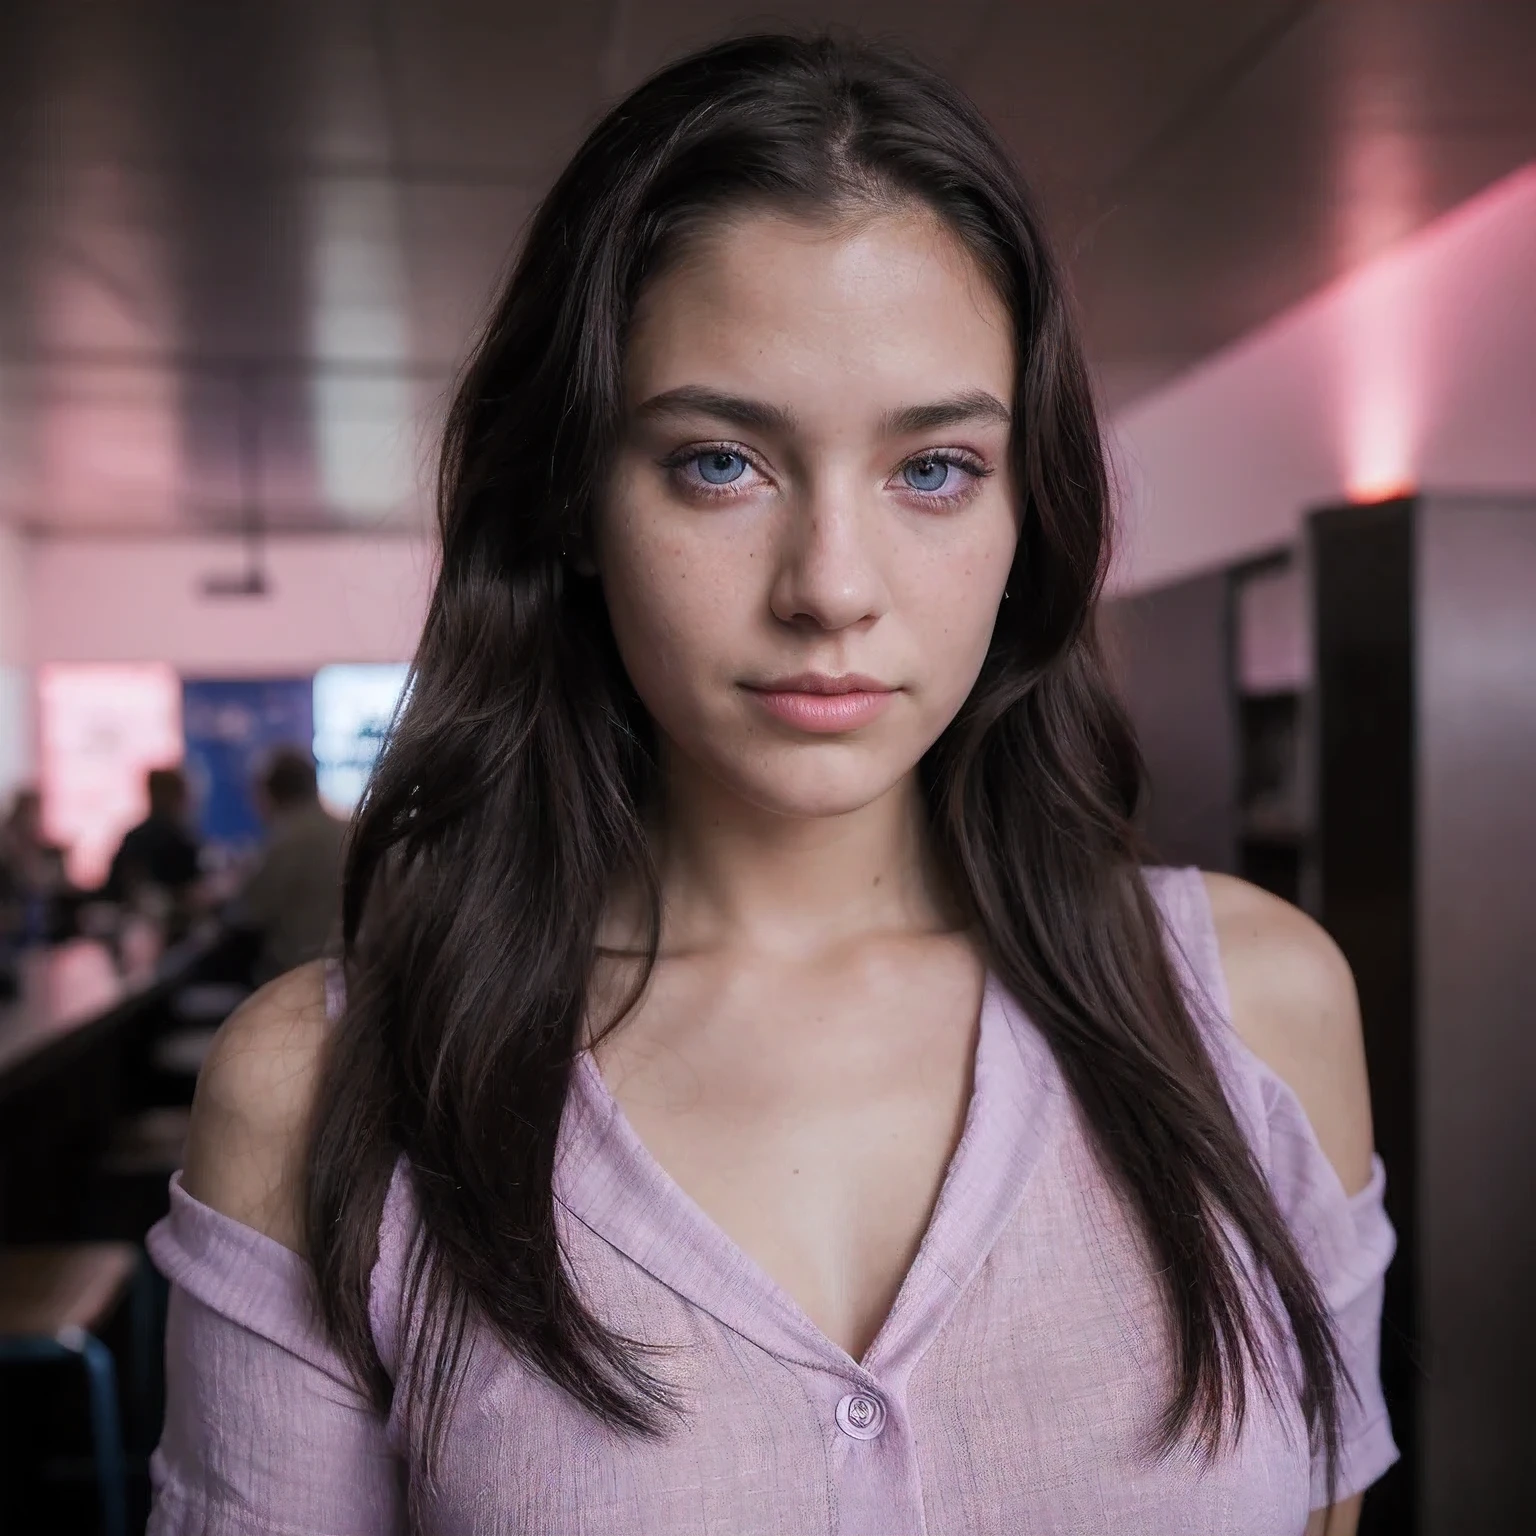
182, 677, 315, 859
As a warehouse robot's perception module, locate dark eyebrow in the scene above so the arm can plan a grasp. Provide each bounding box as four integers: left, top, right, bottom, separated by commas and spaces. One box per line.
632, 384, 1011, 438
881, 390, 1012, 436
633, 386, 797, 436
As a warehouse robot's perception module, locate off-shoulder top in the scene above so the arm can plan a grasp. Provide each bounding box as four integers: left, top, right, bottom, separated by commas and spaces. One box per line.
146, 866, 1398, 1534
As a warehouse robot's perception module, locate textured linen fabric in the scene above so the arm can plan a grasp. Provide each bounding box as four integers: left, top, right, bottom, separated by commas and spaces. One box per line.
146, 866, 1398, 1535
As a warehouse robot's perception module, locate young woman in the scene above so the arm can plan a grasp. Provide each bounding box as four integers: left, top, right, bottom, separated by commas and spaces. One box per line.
149, 34, 1396, 1536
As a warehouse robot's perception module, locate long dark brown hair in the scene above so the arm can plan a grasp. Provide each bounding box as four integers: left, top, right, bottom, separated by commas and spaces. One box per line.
309, 31, 1345, 1499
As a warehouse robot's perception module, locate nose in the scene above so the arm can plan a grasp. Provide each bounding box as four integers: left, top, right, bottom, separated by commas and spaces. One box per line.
767, 482, 888, 633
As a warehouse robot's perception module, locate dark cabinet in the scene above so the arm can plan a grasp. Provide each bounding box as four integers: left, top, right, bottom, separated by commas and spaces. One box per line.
1103, 493, 1536, 1533
1099, 567, 1240, 874
1100, 552, 1307, 898
1312, 494, 1536, 1536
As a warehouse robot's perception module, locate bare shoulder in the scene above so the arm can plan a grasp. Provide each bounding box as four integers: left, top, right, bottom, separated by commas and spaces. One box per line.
1201, 872, 1375, 1196
181, 958, 331, 1254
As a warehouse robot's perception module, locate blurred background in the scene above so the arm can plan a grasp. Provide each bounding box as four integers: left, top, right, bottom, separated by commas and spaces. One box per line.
0, 3, 1531, 1533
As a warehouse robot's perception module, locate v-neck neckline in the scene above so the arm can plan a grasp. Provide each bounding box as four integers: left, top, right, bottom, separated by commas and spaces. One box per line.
554, 970, 1066, 1389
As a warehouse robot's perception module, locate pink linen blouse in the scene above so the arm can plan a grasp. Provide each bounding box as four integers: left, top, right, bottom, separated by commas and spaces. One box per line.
145, 866, 1397, 1534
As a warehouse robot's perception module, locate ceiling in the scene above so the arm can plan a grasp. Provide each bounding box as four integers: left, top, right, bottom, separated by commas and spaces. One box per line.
0, 0, 1532, 534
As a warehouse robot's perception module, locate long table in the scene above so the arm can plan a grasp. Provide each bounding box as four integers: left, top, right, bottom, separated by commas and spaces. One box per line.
0, 932, 228, 1243
0, 942, 157, 1106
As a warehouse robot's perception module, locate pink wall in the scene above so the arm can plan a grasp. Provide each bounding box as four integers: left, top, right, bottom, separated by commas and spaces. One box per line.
28, 533, 434, 673
1110, 163, 1536, 592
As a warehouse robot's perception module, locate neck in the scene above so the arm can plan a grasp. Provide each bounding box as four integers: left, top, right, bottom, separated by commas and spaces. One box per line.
628, 751, 960, 963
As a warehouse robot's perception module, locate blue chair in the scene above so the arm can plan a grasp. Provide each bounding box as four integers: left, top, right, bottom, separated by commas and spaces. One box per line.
0, 1244, 146, 1536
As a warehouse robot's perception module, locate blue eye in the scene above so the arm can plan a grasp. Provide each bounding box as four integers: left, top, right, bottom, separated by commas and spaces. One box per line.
903, 456, 953, 493
695, 450, 747, 485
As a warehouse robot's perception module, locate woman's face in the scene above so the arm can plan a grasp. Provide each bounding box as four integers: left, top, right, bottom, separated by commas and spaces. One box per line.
597, 205, 1018, 822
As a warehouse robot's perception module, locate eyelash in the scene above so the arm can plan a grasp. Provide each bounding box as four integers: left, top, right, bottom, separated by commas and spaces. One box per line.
660, 443, 993, 506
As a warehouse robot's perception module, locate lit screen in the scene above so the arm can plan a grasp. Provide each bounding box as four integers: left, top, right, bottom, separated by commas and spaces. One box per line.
38, 663, 184, 887
312, 663, 409, 816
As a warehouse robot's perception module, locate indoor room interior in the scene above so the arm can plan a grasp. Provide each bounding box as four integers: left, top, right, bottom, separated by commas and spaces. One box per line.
0, 4, 1531, 1533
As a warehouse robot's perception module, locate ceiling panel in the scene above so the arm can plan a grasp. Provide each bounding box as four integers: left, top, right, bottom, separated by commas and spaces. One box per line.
598, 0, 997, 95
382, 0, 616, 177
0, 166, 438, 368
0, 362, 243, 532
1067, 0, 1536, 391
961, 0, 1307, 223
0, 0, 1530, 532
398, 181, 540, 368
252, 368, 441, 529
0, 0, 391, 177
0, 359, 441, 532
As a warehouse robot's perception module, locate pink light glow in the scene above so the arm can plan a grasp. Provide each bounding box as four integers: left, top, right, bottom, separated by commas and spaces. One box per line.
1109, 161, 1536, 590
1340, 264, 1423, 501
1335, 115, 1426, 504
39, 663, 184, 887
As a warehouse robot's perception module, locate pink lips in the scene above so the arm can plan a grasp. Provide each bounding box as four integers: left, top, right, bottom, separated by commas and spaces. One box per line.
743, 673, 897, 734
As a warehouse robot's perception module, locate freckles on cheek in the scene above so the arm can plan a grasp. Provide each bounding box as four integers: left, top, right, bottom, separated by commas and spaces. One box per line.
607, 511, 765, 692
920, 556, 1005, 663
618, 547, 716, 687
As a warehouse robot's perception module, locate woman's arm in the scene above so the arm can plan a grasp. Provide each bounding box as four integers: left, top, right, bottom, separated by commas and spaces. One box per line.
1205, 872, 1375, 1197
181, 961, 330, 1249
150, 963, 403, 1534
1304, 1493, 1363, 1535
1205, 872, 1380, 1536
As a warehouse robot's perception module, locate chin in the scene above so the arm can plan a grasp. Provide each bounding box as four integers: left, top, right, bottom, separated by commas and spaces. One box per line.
718, 750, 916, 822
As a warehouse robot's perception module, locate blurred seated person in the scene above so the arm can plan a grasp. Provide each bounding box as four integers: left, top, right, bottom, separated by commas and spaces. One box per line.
2, 787, 81, 941
227, 748, 348, 984
103, 767, 203, 940
2, 788, 69, 896
0, 833, 20, 996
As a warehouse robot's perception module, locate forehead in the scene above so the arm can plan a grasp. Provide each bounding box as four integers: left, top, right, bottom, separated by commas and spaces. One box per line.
624, 206, 1014, 418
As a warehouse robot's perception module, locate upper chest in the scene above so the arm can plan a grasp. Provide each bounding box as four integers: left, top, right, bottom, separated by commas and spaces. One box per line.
588, 935, 984, 1357
414, 1123, 1311, 1536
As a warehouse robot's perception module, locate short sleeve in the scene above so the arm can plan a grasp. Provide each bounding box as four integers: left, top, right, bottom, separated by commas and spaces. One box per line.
1145, 866, 1401, 1507
1260, 1074, 1401, 1507
146, 1175, 404, 1535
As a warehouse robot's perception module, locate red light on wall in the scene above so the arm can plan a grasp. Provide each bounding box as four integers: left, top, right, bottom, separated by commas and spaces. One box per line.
1346, 478, 1418, 504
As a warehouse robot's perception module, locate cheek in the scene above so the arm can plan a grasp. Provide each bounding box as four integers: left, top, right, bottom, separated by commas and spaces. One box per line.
905, 524, 1015, 683
598, 517, 742, 712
